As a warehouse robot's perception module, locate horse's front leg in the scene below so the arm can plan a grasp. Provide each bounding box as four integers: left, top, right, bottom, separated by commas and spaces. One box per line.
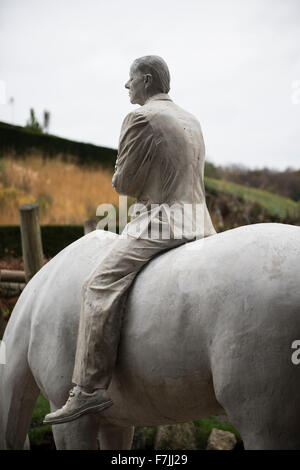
98, 422, 134, 450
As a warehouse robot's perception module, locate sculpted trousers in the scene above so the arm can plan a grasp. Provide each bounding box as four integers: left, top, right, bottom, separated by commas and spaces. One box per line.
72, 232, 189, 390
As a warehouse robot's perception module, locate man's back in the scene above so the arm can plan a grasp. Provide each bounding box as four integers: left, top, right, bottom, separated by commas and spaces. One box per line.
138, 94, 207, 208
113, 93, 216, 239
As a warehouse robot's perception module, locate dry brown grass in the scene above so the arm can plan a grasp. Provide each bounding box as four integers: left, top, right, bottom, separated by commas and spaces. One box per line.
0, 152, 120, 224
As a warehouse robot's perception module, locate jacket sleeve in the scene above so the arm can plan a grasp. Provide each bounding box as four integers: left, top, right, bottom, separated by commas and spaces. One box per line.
112, 111, 157, 198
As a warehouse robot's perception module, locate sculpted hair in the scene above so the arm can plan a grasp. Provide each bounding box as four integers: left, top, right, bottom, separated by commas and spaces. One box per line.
133, 55, 171, 94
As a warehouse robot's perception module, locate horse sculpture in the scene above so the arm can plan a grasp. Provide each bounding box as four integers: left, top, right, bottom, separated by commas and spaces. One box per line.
1, 222, 300, 450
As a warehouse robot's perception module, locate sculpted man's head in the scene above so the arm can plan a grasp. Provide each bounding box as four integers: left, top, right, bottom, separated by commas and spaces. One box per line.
125, 55, 170, 106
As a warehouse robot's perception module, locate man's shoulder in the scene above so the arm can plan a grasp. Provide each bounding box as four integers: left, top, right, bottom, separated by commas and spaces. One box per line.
143, 99, 201, 131
124, 98, 185, 121
121, 108, 150, 128
122, 100, 201, 135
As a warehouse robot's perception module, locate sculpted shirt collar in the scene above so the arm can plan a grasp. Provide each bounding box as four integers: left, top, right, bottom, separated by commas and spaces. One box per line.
144, 93, 173, 105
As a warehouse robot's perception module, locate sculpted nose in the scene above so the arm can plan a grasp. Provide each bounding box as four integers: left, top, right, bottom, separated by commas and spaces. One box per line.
125, 80, 130, 89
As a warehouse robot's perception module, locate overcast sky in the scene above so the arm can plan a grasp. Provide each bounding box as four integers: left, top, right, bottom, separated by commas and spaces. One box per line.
1, 0, 300, 170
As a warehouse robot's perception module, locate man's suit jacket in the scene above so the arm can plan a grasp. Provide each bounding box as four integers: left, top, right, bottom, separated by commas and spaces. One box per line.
112, 93, 216, 240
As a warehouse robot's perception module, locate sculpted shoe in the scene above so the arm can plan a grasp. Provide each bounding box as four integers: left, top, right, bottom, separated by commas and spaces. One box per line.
43, 386, 113, 425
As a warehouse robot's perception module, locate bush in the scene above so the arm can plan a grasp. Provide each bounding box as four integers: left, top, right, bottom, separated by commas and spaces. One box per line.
0, 225, 121, 258
0, 121, 117, 169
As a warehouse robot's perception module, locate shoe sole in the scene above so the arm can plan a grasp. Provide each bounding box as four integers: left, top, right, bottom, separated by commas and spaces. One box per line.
43, 399, 113, 425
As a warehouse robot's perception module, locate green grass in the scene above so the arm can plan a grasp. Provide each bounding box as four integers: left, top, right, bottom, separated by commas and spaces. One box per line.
205, 177, 300, 220
29, 394, 55, 449
193, 416, 243, 450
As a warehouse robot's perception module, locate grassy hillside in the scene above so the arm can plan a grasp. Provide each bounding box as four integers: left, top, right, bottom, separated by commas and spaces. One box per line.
205, 177, 300, 220
0, 151, 299, 227
0, 153, 120, 224
1, 119, 299, 225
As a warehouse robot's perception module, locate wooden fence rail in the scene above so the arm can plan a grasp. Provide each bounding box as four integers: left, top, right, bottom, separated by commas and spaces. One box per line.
0, 282, 26, 298
0, 270, 26, 283
1, 210, 93, 300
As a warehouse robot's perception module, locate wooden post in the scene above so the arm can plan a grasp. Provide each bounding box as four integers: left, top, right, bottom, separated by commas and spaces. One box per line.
0, 308, 5, 339
19, 203, 44, 283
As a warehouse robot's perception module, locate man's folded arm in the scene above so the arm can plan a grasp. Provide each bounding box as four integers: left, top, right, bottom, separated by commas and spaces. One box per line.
112, 111, 157, 198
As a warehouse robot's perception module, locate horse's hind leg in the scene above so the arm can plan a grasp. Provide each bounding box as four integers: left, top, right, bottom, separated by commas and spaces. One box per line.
50, 404, 100, 449
212, 355, 300, 449
0, 337, 40, 449
98, 423, 134, 450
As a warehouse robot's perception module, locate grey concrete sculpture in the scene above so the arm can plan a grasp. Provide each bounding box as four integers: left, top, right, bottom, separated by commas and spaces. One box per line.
1, 222, 300, 449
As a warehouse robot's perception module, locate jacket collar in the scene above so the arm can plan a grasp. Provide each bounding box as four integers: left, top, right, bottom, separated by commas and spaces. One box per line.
145, 93, 173, 104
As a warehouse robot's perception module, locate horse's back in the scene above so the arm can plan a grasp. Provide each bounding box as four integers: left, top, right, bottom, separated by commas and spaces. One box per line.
5, 223, 300, 425
106, 223, 300, 422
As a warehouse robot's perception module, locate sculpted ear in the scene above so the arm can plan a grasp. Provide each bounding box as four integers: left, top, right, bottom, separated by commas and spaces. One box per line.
144, 73, 153, 88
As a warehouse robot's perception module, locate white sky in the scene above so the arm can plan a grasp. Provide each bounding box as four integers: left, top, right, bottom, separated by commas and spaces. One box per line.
1, 0, 300, 170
